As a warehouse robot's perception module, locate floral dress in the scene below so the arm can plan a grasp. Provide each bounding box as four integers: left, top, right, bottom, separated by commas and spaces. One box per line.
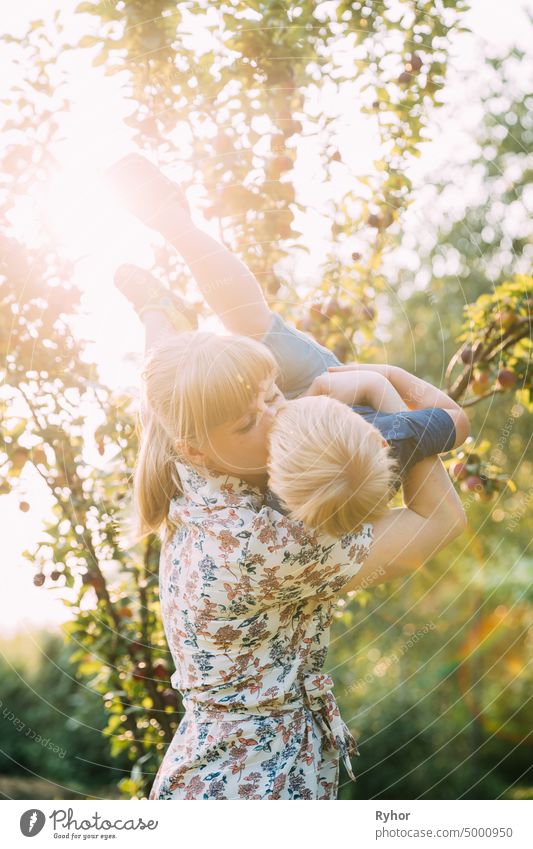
149, 461, 374, 800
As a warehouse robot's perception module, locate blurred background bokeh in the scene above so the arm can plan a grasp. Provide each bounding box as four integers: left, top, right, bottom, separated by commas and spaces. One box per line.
0, 0, 531, 800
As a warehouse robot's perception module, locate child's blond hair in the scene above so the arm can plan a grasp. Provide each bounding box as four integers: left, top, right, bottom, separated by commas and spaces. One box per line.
130, 331, 277, 542
268, 394, 397, 537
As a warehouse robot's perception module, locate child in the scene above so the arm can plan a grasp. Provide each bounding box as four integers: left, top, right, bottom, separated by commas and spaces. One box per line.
266, 364, 463, 536
107, 154, 469, 525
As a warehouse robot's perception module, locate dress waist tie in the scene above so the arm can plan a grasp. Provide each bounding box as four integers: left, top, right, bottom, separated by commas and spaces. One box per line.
177, 673, 360, 781
302, 673, 360, 782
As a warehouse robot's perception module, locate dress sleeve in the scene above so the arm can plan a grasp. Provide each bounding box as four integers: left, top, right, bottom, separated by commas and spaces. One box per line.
232, 506, 374, 605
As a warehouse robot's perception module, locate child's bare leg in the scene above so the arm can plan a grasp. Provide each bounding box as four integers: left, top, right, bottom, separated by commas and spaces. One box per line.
114, 263, 196, 355
160, 217, 272, 339
113, 263, 196, 426
107, 155, 272, 339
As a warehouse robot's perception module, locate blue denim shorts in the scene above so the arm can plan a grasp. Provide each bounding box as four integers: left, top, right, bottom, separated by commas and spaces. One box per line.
260, 311, 340, 399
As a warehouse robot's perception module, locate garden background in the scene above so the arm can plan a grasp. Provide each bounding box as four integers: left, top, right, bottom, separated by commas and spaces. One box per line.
0, 0, 531, 800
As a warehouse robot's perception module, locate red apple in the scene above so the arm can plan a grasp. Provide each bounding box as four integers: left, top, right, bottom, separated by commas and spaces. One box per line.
153, 660, 168, 680
497, 368, 517, 389
33, 572, 45, 587
83, 572, 105, 592
410, 53, 423, 72
471, 371, 490, 395
324, 297, 341, 319
450, 461, 468, 480
283, 118, 302, 137
496, 309, 516, 329
270, 154, 293, 178
161, 688, 179, 708
129, 640, 144, 656
32, 448, 47, 465
463, 475, 483, 492
19, 501, 30, 512
11, 448, 29, 469
277, 218, 292, 239
132, 663, 147, 681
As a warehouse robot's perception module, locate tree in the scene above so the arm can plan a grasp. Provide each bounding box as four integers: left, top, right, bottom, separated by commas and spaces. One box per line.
331, 45, 532, 800
1, 1, 530, 799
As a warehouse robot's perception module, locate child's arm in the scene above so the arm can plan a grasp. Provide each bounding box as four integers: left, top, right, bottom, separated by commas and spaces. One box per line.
302, 369, 408, 414
327, 363, 470, 447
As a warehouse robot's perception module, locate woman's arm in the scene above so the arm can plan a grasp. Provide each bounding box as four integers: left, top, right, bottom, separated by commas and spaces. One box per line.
299, 365, 467, 590
340, 454, 467, 592
328, 363, 470, 447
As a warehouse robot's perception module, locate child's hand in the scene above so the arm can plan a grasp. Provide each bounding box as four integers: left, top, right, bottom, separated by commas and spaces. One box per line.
301, 371, 356, 403
302, 370, 406, 412
327, 362, 393, 380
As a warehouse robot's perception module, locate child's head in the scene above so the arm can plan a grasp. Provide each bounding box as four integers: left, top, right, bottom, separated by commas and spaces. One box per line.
268, 394, 397, 537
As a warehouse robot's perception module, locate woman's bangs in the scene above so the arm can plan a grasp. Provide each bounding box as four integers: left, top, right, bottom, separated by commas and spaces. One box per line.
201, 340, 277, 431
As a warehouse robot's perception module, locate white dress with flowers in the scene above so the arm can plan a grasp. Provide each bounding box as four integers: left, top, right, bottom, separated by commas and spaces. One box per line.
149, 461, 374, 800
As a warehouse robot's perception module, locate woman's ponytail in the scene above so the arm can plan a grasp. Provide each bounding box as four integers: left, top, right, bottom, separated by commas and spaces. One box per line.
133, 409, 182, 541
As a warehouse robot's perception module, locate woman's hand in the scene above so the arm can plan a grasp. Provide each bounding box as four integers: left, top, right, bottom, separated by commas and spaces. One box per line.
340, 455, 468, 593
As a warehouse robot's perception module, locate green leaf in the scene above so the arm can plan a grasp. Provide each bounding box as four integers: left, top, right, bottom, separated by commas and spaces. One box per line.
78, 35, 100, 48
76, 2, 97, 13
92, 51, 107, 67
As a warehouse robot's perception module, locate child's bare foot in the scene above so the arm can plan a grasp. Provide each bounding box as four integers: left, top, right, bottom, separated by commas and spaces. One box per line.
114, 264, 198, 331
106, 154, 191, 233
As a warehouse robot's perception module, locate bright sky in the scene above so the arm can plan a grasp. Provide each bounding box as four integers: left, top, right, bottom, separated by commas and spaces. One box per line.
0, 0, 531, 636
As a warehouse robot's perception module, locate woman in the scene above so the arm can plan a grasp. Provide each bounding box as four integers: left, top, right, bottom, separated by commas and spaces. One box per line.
110, 156, 467, 800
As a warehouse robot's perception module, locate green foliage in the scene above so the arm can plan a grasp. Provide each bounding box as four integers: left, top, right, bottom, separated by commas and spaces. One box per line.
0, 632, 130, 796
1, 1, 530, 800
449, 275, 532, 409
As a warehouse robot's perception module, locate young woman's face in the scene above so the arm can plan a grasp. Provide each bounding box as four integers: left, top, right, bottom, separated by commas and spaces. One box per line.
200, 377, 286, 482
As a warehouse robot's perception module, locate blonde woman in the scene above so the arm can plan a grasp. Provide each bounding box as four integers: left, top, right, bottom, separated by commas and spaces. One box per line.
110, 156, 467, 800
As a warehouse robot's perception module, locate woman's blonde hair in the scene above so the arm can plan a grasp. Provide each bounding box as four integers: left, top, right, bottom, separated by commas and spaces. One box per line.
268, 395, 397, 537
130, 331, 277, 542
